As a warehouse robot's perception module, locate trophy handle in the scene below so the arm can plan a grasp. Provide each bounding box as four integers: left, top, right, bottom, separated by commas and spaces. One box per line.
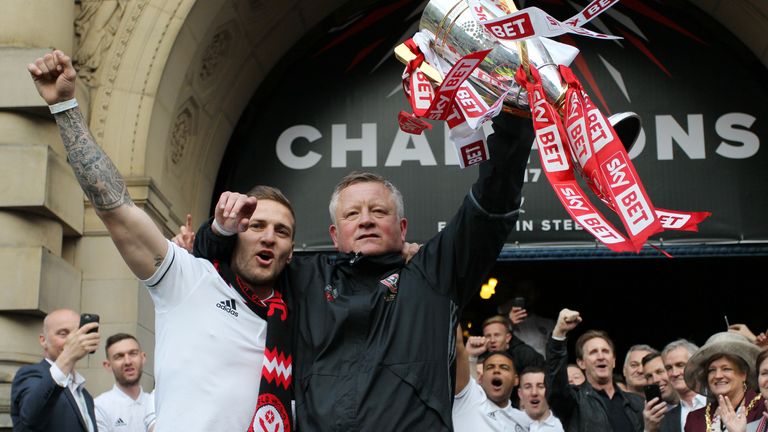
608, 112, 642, 152
394, 43, 443, 84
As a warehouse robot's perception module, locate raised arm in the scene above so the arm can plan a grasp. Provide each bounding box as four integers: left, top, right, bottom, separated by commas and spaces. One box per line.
455, 326, 469, 395
545, 308, 583, 426
28, 50, 167, 279
410, 112, 535, 307
471, 112, 535, 215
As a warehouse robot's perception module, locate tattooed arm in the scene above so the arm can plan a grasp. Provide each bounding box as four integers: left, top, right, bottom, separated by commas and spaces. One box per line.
28, 50, 167, 280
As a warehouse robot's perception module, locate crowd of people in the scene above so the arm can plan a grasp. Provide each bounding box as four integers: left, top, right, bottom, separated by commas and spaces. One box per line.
9, 49, 768, 432
448, 308, 768, 432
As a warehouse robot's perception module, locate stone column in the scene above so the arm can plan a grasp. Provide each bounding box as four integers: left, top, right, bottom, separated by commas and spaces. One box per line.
0, 2, 79, 428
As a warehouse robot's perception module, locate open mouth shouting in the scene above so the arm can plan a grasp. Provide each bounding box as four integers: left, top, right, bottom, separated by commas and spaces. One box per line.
595, 363, 610, 373
255, 249, 275, 266
490, 377, 504, 392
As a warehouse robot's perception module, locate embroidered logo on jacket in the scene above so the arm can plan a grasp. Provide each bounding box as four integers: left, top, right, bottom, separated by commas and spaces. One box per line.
380, 272, 400, 302
324, 284, 339, 302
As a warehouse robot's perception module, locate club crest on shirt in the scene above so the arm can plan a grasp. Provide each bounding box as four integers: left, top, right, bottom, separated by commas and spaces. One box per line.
379, 272, 400, 302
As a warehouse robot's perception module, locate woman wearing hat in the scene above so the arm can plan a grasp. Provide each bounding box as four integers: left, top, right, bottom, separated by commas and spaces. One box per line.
683, 332, 766, 432
719, 349, 768, 432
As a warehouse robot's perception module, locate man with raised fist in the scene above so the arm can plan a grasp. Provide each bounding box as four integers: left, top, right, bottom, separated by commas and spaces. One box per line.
545, 308, 644, 432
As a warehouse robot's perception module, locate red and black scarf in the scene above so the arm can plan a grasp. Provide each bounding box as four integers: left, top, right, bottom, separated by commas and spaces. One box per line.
213, 260, 294, 432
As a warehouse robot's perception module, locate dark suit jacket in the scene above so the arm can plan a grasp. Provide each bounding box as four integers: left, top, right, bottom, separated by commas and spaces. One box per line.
658, 404, 682, 432
11, 359, 98, 432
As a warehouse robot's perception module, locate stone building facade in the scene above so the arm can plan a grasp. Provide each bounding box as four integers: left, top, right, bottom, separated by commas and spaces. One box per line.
0, 0, 765, 429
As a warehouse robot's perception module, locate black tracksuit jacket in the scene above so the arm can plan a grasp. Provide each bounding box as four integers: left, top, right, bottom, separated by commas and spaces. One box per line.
194, 113, 534, 431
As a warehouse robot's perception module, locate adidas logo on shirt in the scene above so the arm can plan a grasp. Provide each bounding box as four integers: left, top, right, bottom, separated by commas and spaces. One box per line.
216, 298, 239, 317
114, 417, 127, 427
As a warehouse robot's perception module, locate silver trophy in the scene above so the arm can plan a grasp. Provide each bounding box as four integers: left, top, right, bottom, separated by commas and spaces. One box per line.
398, 0, 640, 148
420, 0, 567, 113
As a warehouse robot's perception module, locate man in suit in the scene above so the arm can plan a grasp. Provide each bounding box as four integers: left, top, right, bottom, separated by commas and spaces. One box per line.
11, 308, 101, 431
660, 340, 706, 432
642, 351, 681, 432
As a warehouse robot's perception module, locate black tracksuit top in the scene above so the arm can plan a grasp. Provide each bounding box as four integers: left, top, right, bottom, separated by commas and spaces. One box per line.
195, 113, 534, 431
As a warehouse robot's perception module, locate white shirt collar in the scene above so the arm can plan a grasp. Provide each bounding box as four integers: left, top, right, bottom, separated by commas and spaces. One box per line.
111, 384, 146, 402
45, 358, 86, 389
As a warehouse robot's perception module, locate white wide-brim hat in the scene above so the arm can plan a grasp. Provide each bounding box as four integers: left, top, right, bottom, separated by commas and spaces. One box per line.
684, 332, 761, 396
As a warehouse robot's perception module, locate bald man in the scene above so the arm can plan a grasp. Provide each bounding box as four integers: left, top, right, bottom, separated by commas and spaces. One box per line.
11, 309, 100, 432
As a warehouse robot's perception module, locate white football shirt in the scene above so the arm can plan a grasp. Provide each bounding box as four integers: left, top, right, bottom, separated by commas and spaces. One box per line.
453, 378, 531, 432
143, 241, 267, 432
94, 385, 152, 432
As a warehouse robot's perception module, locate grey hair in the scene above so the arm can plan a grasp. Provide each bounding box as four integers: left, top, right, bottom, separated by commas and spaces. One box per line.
624, 344, 657, 367
328, 171, 405, 223
661, 339, 699, 359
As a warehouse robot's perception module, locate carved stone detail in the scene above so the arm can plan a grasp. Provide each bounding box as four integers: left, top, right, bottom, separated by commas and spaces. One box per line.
169, 100, 198, 167
199, 28, 233, 83
82, 0, 149, 142
74, 0, 128, 86
170, 108, 195, 165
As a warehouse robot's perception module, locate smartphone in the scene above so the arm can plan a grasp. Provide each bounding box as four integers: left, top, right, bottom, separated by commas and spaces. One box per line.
512, 297, 525, 309
79, 313, 100, 334
643, 383, 661, 402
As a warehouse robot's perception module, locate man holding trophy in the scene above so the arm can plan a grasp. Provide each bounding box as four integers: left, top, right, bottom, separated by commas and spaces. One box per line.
195, 107, 534, 430
193, 1, 542, 425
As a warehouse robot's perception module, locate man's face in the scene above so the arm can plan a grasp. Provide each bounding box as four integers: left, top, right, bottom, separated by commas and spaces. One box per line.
104, 338, 145, 387
231, 199, 294, 287
518, 372, 549, 421
643, 356, 675, 402
39, 309, 79, 361
577, 337, 616, 386
623, 349, 652, 390
329, 182, 406, 255
479, 353, 517, 407
567, 365, 586, 386
483, 322, 512, 352
663, 346, 692, 395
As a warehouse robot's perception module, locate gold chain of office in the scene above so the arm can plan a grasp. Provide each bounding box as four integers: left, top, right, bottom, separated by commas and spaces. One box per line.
704, 393, 763, 431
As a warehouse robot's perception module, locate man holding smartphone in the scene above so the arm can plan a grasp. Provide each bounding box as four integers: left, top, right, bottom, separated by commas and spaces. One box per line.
11, 308, 100, 431
642, 351, 681, 432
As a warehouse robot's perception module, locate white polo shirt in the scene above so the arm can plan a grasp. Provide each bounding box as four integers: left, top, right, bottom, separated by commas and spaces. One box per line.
453, 378, 531, 432
94, 385, 152, 432
143, 241, 267, 432
527, 410, 565, 432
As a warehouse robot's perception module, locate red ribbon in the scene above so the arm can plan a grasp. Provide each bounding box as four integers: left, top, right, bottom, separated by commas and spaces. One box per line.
516, 64, 710, 253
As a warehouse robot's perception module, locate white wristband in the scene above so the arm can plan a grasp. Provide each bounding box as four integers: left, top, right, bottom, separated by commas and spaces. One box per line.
49, 98, 78, 114
211, 218, 237, 237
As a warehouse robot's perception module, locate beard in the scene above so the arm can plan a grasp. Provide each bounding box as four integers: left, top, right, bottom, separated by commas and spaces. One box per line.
231, 260, 276, 289
116, 370, 142, 387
